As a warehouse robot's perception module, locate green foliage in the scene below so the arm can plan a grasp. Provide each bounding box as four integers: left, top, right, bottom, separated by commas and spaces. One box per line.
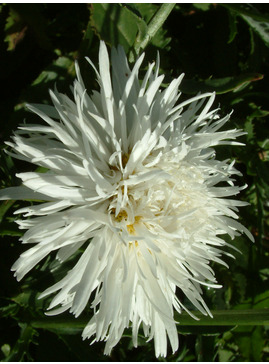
0, 2, 268, 362
90, 3, 139, 52
179, 73, 263, 94
89, 3, 173, 60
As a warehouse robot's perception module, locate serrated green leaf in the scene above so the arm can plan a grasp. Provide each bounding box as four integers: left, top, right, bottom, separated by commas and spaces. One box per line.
21, 55, 75, 104
222, 4, 269, 23
122, 3, 148, 44
31, 56, 74, 87
248, 102, 269, 118
242, 15, 269, 48
12, 292, 32, 307
3, 323, 38, 362
135, 3, 171, 49
4, 7, 24, 51
179, 73, 263, 95
132, 3, 174, 56
6, 4, 52, 51
90, 3, 138, 53
0, 302, 19, 318
134, 3, 158, 23
11, 290, 45, 311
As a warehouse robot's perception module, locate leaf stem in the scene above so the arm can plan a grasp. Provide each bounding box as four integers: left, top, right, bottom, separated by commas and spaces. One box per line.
133, 3, 175, 55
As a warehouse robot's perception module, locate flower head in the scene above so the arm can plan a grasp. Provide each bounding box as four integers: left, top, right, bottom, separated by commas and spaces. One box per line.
0, 41, 252, 357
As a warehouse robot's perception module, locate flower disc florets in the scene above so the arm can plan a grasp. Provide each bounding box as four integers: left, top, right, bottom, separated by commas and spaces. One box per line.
0, 41, 252, 357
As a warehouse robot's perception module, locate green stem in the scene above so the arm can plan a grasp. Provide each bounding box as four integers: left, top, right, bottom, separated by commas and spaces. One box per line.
175, 309, 269, 326
133, 3, 175, 55
30, 309, 269, 330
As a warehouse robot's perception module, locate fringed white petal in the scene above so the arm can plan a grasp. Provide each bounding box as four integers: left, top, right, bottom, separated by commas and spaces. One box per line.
0, 41, 253, 358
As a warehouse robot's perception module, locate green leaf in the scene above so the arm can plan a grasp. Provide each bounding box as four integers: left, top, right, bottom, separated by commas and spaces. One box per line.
5, 4, 52, 51
4, 7, 25, 51
222, 4, 269, 23
132, 3, 175, 56
218, 348, 235, 362
233, 326, 265, 361
0, 222, 22, 236
217, 330, 239, 361
227, 10, 238, 44
195, 335, 218, 361
254, 290, 269, 309
20, 55, 75, 105
12, 291, 33, 307
222, 4, 269, 48
31, 56, 74, 88
12, 290, 45, 311
242, 15, 269, 48
77, 10, 94, 58
193, 4, 211, 12
0, 201, 15, 223
3, 323, 38, 362
0, 150, 17, 186
122, 4, 148, 45
135, 3, 172, 49
233, 290, 269, 311
90, 3, 139, 53
121, 4, 143, 19
1, 344, 11, 359
0, 302, 19, 318
179, 73, 263, 95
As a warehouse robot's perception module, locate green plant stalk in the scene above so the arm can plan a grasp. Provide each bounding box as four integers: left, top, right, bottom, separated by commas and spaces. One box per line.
174, 309, 269, 326
133, 3, 175, 55
30, 309, 269, 330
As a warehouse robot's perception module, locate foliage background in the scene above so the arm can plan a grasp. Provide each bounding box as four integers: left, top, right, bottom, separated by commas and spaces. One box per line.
0, 3, 269, 361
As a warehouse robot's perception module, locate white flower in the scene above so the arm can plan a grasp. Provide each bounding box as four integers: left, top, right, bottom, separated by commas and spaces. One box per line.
0, 41, 252, 357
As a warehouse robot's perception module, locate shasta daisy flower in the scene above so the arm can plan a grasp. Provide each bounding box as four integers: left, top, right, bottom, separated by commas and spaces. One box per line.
0, 41, 252, 357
